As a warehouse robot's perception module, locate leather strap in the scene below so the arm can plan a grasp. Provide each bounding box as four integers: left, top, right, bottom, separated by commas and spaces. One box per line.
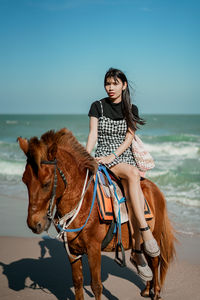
140, 225, 150, 232
132, 249, 143, 254
101, 219, 116, 250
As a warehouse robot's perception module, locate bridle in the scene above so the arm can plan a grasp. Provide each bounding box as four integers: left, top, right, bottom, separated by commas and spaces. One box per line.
40, 158, 94, 262
41, 159, 67, 220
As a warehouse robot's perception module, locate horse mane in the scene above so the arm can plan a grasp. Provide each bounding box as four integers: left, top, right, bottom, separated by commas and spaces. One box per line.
27, 136, 47, 174
27, 128, 97, 174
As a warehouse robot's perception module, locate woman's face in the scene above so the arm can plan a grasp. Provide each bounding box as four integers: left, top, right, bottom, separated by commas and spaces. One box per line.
105, 76, 127, 102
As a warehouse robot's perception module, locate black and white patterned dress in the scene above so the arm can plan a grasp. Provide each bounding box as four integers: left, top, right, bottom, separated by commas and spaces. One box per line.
95, 100, 137, 168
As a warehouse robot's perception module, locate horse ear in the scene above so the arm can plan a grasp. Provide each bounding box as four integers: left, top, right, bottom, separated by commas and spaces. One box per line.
17, 137, 29, 155
48, 143, 57, 161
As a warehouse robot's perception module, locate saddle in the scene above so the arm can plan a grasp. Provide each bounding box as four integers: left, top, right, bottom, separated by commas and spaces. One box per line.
95, 167, 153, 223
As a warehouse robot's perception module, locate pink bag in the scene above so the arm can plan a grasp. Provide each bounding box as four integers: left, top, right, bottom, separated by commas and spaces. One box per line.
132, 135, 155, 173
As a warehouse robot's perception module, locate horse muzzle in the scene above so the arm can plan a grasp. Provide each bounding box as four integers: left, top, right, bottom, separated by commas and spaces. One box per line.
27, 214, 51, 234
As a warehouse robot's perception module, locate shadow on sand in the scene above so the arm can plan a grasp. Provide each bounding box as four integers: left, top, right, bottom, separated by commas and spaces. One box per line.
0, 236, 145, 300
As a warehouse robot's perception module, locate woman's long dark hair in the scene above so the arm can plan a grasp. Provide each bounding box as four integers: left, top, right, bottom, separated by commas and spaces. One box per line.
104, 68, 145, 132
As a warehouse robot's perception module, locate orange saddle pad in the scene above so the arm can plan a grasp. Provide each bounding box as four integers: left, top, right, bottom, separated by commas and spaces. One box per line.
95, 171, 153, 222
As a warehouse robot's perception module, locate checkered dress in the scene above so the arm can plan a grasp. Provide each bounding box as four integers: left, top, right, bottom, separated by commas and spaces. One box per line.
95, 100, 137, 168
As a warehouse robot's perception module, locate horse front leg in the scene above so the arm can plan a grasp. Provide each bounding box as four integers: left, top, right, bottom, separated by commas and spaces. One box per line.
69, 256, 84, 300
87, 244, 103, 300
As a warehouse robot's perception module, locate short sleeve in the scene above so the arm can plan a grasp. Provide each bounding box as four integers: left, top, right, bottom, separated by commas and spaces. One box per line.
132, 104, 139, 118
88, 101, 101, 118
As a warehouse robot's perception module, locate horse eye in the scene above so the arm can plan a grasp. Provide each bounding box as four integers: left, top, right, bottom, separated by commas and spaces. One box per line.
42, 181, 51, 189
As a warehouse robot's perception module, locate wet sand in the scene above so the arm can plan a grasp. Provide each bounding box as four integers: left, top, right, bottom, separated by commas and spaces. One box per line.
0, 233, 200, 300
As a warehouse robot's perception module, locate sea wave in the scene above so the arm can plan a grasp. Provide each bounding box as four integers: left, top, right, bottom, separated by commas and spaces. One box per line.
149, 168, 200, 191
167, 196, 200, 207
0, 140, 19, 149
143, 133, 200, 143
145, 142, 199, 158
5, 120, 19, 125
147, 168, 200, 209
0, 140, 25, 160
0, 160, 25, 176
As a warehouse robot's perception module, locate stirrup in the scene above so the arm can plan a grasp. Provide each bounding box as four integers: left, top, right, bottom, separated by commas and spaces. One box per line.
115, 242, 126, 267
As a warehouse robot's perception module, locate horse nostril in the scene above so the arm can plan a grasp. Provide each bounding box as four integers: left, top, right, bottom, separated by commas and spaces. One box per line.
36, 222, 42, 233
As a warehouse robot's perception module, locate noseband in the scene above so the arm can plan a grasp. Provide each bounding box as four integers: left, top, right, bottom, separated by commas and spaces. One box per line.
41, 159, 67, 220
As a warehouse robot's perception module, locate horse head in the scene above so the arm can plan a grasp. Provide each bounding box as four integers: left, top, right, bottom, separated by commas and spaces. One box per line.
18, 128, 97, 234
18, 130, 63, 234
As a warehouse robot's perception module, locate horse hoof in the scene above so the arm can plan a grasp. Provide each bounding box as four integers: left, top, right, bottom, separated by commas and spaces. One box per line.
141, 288, 153, 298
152, 295, 162, 300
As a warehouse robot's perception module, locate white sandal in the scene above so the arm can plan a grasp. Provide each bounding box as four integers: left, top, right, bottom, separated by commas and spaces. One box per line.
130, 249, 153, 281
140, 226, 160, 257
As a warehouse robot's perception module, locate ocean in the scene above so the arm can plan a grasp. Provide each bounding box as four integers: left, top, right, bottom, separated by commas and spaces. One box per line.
0, 114, 199, 237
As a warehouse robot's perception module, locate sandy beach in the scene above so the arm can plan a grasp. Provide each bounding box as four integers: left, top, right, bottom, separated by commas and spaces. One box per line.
0, 233, 200, 300
0, 115, 200, 299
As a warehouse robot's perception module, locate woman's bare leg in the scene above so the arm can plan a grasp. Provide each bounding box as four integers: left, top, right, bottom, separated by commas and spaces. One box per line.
111, 163, 154, 242
121, 179, 141, 250
126, 199, 145, 265
120, 175, 153, 280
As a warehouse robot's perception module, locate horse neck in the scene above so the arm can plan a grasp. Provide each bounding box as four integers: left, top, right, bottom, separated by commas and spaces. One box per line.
56, 149, 90, 216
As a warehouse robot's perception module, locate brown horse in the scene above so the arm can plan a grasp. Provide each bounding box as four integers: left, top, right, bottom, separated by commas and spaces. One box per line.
18, 128, 175, 300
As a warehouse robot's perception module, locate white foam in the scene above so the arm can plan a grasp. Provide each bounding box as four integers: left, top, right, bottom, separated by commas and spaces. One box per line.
146, 169, 169, 177
0, 161, 25, 176
167, 196, 200, 207
6, 120, 18, 124
145, 142, 199, 158
175, 230, 196, 236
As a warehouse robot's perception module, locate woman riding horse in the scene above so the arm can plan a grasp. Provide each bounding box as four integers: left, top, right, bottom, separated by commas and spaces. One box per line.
86, 68, 159, 281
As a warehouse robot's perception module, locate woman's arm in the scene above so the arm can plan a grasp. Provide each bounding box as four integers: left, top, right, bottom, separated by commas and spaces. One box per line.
86, 117, 98, 154
96, 129, 135, 165
114, 130, 135, 156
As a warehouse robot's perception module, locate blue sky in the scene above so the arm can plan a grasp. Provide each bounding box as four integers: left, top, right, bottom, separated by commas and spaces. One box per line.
0, 0, 200, 114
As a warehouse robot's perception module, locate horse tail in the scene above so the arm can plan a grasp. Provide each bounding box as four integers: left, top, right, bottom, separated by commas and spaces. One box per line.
159, 204, 176, 286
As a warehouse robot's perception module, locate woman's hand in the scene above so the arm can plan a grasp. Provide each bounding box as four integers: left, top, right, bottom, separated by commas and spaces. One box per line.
96, 154, 115, 165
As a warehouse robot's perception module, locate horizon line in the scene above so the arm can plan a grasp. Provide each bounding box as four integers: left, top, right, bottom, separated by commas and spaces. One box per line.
0, 113, 200, 116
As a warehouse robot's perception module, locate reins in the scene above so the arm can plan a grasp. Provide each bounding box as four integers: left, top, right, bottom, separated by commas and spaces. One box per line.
57, 170, 93, 232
